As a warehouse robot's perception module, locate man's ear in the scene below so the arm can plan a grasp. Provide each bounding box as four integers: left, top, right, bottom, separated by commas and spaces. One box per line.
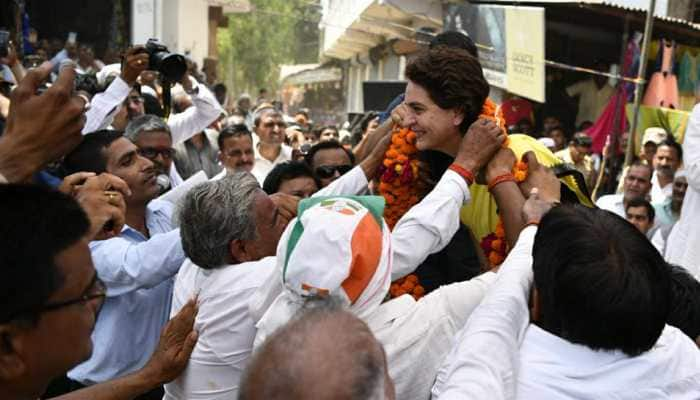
229, 239, 253, 264
451, 108, 465, 129
529, 288, 541, 322
0, 324, 29, 381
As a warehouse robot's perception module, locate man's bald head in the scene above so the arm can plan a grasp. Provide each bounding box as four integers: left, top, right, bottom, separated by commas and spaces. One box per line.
240, 307, 394, 400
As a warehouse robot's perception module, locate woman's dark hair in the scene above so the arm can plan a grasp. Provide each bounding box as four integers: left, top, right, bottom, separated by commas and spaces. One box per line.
0, 184, 90, 324
405, 47, 489, 135
533, 205, 670, 356
262, 161, 319, 195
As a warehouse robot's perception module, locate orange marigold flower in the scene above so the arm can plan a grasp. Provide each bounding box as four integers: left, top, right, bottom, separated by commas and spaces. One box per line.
405, 274, 418, 284
491, 239, 503, 251
513, 170, 527, 182
400, 281, 415, 292
489, 251, 505, 266
413, 285, 425, 296
495, 224, 505, 238
383, 159, 393, 168
395, 289, 408, 297
406, 131, 416, 142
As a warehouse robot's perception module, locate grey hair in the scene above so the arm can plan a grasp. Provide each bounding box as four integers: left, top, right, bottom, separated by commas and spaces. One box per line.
178, 171, 260, 269
124, 114, 171, 142
239, 306, 387, 400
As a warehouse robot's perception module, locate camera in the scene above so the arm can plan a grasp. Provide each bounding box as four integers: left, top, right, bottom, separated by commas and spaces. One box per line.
144, 38, 186, 82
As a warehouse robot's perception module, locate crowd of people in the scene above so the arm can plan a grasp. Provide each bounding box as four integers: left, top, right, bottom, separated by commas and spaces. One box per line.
0, 28, 699, 400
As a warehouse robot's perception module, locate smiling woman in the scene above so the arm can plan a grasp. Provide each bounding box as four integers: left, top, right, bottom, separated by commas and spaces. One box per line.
403, 47, 490, 156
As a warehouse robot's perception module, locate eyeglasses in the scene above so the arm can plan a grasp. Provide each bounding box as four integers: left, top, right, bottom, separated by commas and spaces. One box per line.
2, 273, 107, 323
41, 273, 107, 313
138, 147, 175, 160
263, 121, 287, 129
315, 164, 353, 179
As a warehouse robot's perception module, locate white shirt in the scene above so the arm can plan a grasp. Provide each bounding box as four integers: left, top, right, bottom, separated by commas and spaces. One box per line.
650, 171, 673, 204
516, 324, 700, 400
163, 257, 276, 400
83, 76, 223, 146
370, 272, 496, 400
596, 193, 626, 218
250, 142, 293, 184
666, 104, 700, 279
432, 227, 700, 400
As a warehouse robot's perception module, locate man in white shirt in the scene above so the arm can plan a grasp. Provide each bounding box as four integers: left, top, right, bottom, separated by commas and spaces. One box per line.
250, 107, 293, 184
650, 139, 683, 203
83, 46, 223, 156
212, 124, 255, 181
596, 161, 652, 217
667, 104, 700, 279
432, 190, 700, 399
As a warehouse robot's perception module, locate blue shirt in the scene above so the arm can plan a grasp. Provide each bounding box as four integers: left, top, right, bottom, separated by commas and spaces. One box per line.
68, 200, 186, 384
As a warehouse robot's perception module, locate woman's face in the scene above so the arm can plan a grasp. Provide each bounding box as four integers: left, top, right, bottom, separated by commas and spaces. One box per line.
403, 80, 463, 156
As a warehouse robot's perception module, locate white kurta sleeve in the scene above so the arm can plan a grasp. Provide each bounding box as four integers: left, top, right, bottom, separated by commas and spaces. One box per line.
168, 80, 224, 145
390, 170, 470, 280
82, 76, 131, 134
431, 226, 537, 400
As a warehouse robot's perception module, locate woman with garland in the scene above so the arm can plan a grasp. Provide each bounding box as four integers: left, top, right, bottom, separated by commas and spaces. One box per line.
381, 47, 592, 297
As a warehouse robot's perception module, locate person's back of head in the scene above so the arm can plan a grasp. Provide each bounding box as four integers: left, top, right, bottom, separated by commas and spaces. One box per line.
240, 307, 394, 400
62, 130, 124, 175
532, 204, 670, 356
429, 30, 478, 58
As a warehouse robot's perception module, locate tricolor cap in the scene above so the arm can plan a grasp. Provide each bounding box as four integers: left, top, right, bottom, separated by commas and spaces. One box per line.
277, 196, 392, 318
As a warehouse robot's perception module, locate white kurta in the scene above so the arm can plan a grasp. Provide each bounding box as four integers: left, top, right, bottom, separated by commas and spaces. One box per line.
666, 104, 700, 279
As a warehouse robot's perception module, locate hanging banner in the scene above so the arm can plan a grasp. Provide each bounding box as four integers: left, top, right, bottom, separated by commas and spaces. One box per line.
444, 3, 545, 103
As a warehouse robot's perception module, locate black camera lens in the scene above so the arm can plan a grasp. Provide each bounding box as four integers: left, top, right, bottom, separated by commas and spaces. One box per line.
145, 39, 187, 82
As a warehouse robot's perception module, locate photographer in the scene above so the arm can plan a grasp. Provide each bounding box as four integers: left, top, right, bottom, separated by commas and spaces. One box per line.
83, 44, 223, 188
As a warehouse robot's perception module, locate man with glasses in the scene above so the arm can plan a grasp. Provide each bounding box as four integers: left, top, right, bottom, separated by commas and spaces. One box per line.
251, 107, 292, 184
59, 131, 188, 398
305, 140, 356, 188
0, 184, 197, 400
125, 114, 181, 188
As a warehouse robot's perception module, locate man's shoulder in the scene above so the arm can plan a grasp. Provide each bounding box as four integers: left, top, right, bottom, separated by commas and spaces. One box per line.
182, 257, 276, 297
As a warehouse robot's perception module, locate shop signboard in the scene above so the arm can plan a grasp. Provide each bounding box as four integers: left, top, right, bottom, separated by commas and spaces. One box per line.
444, 3, 545, 103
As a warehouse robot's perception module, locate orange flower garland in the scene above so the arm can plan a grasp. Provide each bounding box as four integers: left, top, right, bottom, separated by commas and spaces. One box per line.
379, 126, 422, 230
389, 274, 425, 300
480, 160, 528, 267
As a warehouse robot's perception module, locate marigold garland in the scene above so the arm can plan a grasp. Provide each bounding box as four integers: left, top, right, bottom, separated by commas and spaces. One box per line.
480, 160, 529, 267
389, 274, 425, 300
379, 126, 422, 230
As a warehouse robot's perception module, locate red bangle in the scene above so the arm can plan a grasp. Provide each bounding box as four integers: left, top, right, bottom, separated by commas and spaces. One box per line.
449, 164, 475, 185
487, 173, 517, 191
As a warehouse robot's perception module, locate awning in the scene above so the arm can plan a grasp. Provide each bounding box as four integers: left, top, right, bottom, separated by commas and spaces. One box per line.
282, 66, 343, 86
